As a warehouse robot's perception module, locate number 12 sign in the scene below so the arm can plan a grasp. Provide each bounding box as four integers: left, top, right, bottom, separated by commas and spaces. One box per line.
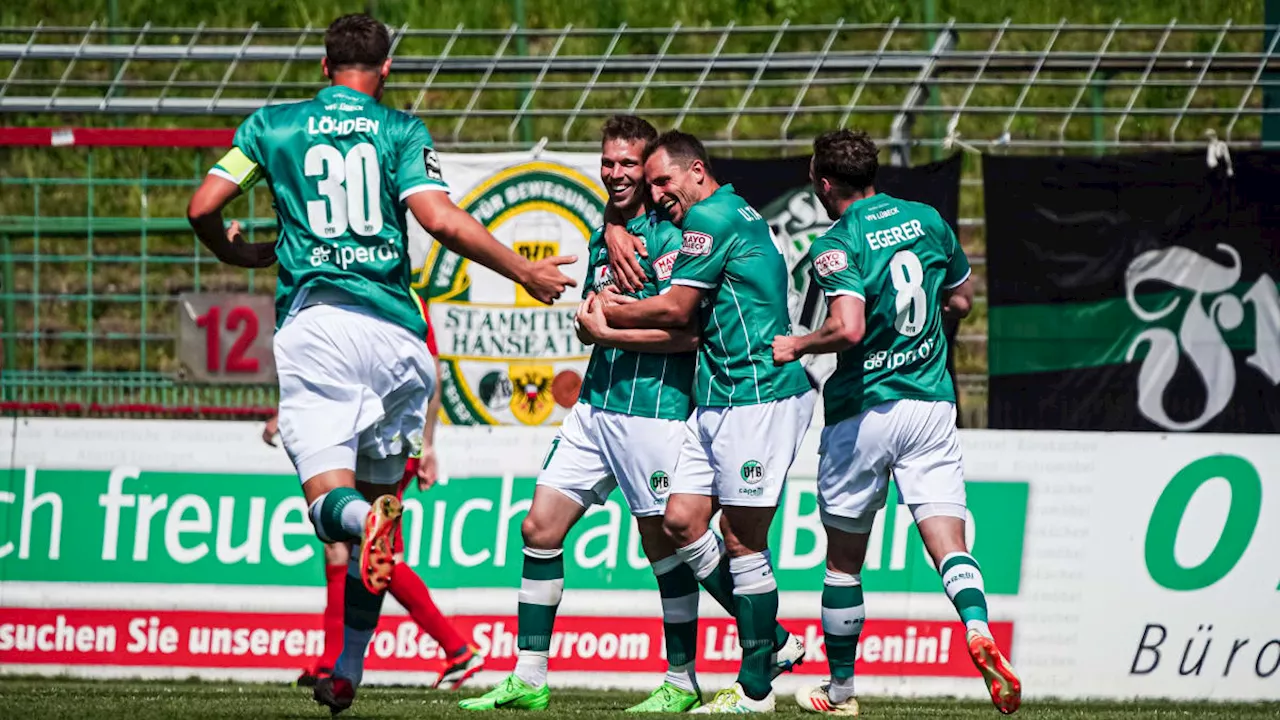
177, 293, 277, 384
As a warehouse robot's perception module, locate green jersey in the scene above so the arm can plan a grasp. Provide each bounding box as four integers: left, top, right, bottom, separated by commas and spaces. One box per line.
578, 211, 695, 420
212, 85, 446, 337
809, 193, 971, 425
670, 184, 813, 407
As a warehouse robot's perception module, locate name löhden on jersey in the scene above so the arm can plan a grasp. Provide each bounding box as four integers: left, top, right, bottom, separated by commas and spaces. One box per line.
307, 116, 381, 136
866, 219, 925, 251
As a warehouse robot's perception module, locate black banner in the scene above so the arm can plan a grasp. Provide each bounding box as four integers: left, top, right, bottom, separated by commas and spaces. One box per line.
714, 154, 965, 421
985, 152, 1280, 433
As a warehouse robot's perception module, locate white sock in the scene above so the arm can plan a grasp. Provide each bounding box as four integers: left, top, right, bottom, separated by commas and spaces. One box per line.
828, 676, 856, 704
665, 663, 697, 693
967, 619, 992, 638
674, 530, 722, 581
339, 498, 370, 538
514, 650, 549, 688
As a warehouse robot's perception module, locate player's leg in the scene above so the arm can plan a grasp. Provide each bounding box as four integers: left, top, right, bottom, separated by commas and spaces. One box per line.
385, 456, 483, 690
600, 414, 702, 713
795, 404, 892, 715
694, 390, 816, 714
460, 405, 607, 712
298, 541, 351, 687
896, 401, 1020, 715
275, 308, 404, 595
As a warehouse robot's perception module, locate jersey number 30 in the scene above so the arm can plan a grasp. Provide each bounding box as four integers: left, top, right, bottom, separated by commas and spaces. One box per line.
305, 143, 384, 238
889, 250, 927, 337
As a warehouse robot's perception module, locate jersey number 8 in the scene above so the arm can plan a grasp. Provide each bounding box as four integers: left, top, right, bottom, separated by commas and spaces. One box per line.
889, 250, 927, 337
304, 142, 385, 238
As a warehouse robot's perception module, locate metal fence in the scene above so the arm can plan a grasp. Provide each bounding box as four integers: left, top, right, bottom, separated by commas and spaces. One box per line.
2, 20, 1277, 423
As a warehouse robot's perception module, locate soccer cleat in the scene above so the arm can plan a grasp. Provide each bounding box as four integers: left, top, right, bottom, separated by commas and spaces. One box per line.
772, 632, 806, 678
966, 630, 1022, 715
434, 644, 486, 690
313, 675, 355, 715
690, 683, 775, 714
625, 682, 702, 713
794, 682, 860, 715
295, 665, 333, 688
457, 674, 550, 711
360, 494, 402, 594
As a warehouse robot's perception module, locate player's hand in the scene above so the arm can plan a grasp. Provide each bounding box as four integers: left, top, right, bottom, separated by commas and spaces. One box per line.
522, 255, 578, 305
226, 219, 245, 245
416, 447, 439, 492
772, 335, 802, 366
261, 414, 279, 447
576, 292, 611, 342
604, 223, 647, 293
597, 285, 638, 307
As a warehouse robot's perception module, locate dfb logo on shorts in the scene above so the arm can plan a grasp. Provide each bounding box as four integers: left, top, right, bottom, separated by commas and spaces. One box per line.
649, 471, 670, 497
740, 460, 764, 485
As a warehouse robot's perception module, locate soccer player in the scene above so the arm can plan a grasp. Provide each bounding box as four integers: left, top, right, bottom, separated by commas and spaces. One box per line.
187, 14, 572, 714
773, 129, 1021, 716
597, 131, 818, 714
266, 292, 484, 691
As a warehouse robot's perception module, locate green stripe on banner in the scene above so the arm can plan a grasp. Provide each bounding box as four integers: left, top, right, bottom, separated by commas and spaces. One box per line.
989, 282, 1276, 377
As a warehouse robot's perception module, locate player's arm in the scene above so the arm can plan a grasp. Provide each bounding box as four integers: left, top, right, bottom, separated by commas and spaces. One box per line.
187, 153, 277, 269
603, 208, 722, 329
415, 355, 443, 491
939, 220, 974, 320
576, 293, 700, 353
602, 203, 648, 293
772, 238, 866, 364
773, 295, 866, 364
398, 123, 575, 305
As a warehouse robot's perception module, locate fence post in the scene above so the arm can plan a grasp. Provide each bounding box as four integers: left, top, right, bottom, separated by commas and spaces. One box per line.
1266, 1, 1280, 147
513, 0, 534, 145
1, 233, 17, 376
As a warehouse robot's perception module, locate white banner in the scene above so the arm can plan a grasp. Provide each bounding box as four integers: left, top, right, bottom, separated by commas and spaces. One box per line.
1, 419, 1278, 701
407, 151, 605, 427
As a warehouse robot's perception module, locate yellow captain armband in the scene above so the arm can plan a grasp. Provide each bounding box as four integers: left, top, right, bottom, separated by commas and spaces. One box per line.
209, 147, 263, 190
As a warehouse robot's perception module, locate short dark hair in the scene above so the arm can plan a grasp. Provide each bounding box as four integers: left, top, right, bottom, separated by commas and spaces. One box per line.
644, 130, 714, 177
601, 115, 658, 145
325, 14, 391, 71
812, 129, 878, 194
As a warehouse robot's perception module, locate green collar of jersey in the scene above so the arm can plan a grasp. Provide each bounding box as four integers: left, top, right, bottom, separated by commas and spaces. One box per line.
844, 192, 885, 215
625, 210, 657, 233
316, 84, 376, 103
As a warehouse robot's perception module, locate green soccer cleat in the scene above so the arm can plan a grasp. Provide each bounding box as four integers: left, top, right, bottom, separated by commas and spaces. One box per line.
625, 683, 702, 713
458, 674, 551, 712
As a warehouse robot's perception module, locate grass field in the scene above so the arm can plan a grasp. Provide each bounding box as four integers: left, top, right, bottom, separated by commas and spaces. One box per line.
1, 678, 1278, 720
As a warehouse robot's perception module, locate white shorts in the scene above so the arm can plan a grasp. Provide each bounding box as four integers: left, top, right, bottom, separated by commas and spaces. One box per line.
818, 399, 966, 532
538, 403, 685, 518
672, 390, 817, 507
274, 303, 435, 486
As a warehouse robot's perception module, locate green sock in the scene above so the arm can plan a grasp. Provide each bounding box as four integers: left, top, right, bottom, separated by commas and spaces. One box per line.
940, 552, 990, 633
821, 571, 865, 685
517, 547, 564, 654
334, 569, 385, 685
310, 487, 368, 543
697, 550, 792, 650
654, 557, 700, 668
729, 553, 778, 701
